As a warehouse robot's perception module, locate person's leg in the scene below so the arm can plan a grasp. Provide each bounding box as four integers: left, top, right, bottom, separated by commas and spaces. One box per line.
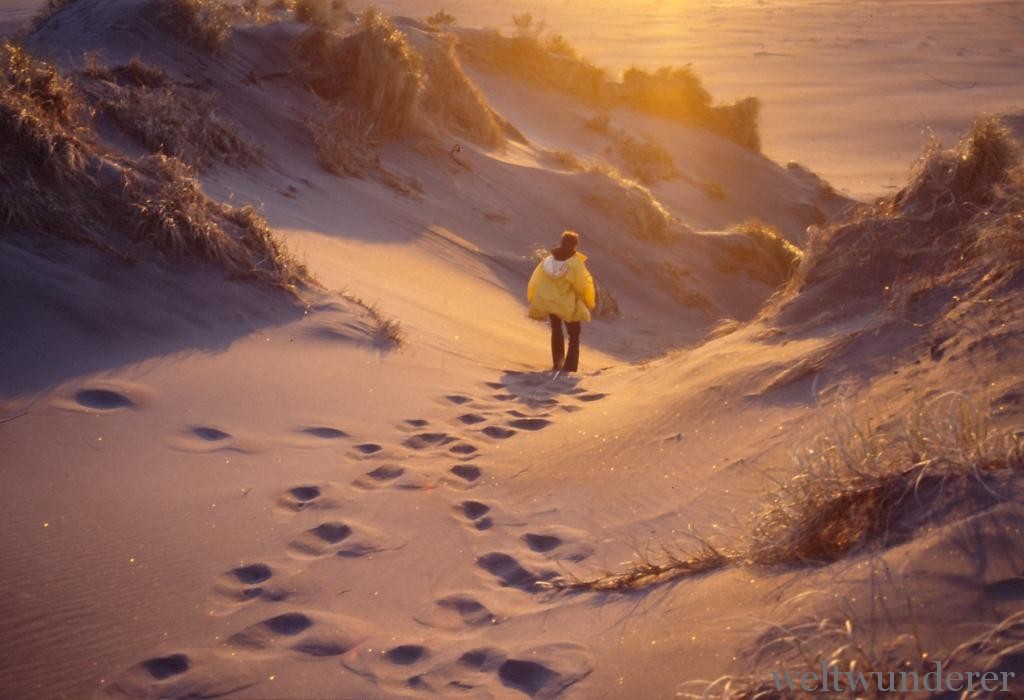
563, 321, 581, 372
549, 314, 565, 371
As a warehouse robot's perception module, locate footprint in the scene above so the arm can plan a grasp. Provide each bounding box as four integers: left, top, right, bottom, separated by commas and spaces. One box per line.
212, 562, 289, 612
232, 612, 312, 648
404, 419, 429, 428
232, 563, 272, 585
277, 484, 323, 512
353, 443, 383, 456
492, 393, 517, 402
191, 426, 231, 441
75, 388, 135, 411
300, 426, 349, 439
504, 643, 595, 697
449, 465, 481, 482
352, 464, 404, 490
985, 577, 1024, 600
438, 594, 498, 627
457, 414, 487, 425
499, 659, 558, 696
404, 432, 454, 450
476, 552, 549, 590
449, 442, 478, 456
509, 418, 551, 431
445, 395, 473, 405
521, 527, 595, 562
142, 653, 189, 680
522, 534, 561, 553
484, 382, 506, 389
387, 644, 428, 665
576, 393, 607, 402
457, 500, 492, 531
483, 426, 516, 439
288, 521, 352, 557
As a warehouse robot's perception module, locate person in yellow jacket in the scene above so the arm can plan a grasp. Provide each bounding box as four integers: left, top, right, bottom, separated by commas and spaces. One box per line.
527, 230, 596, 373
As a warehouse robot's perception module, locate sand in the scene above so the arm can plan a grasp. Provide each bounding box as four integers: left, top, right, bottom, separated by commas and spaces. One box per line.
1, 0, 1022, 698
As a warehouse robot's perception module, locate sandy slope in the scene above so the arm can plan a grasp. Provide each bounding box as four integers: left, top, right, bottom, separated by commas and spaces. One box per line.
1, 1, 1023, 699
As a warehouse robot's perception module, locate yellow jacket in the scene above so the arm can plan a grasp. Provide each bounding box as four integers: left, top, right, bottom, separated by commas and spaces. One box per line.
527, 252, 596, 322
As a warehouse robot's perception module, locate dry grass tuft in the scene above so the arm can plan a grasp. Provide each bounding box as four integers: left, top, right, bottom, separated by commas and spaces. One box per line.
542, 541, 728, 592
419, 34, 505, 148
749, 394, 1023, 566
426, 9, 456, 28
458, 26, 760, 150
585, 163, 680, 242
79, 56, 263, 170
717, 221, 803, 287
0, 43, 309, 293
145, 0, 236, 53
310, 111, 423, 197
777, 117, 1022, 322
292, 0, 343, 28
296, 13, 504, 149
684, 608, 1024, 699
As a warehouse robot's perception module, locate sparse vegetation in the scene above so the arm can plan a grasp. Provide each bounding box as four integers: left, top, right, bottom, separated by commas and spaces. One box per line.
457, 24, 761, 150
779, 118, 1022, 321
292, 0, 342, 29
145, 0, 235, 54
716, 221, 803, 287
79, 56, 263, 170
683, 607, 1024, 699
541, 148, 583, 172
0, 43, 308, 292
540, 394, 1022, 592
295, 11, 505, 148
426, 9, 455, 28
584, 163, 680, 242
749, 394, 1022, 566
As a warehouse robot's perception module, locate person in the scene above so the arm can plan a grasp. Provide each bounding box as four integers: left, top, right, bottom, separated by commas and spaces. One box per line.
526, 230, 596, 374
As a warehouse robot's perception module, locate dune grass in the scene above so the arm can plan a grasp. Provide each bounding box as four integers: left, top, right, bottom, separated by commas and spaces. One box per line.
585, 163, 680, 242
780, 118, 1022, 316
749, 394, 1022, 566
542, 394, 1022, 592
296, 10, 505, 150
0, 42, 309, 293
716, 221, 803, 287
683, 606, 1024, 699
79, 55, 263, 170
145, 0, 235, 54
457, 21, 760, 151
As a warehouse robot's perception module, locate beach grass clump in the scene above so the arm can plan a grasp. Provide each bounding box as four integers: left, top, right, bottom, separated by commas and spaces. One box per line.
145, 0, 235, 53
541, 540, 728, 592
614, 132, 678, 185
292, 0, 344, 28
773, 118, 1021, 325
1, 43, 309, 293
457, 24, 760, 151
79, 56, 263, 170
296, 11, 504, 148
419, 34, 505, 148
584, 163, 680, 243
748, 395, 1022, 566
717, 221, 803, 287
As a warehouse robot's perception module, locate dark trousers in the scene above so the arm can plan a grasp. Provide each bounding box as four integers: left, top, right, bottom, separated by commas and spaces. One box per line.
549, 314, 581, 372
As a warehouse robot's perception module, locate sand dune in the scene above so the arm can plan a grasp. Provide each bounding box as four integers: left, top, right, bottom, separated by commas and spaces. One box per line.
1, 0, 1022, 698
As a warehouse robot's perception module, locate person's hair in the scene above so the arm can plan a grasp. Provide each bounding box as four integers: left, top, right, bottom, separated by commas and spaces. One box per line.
560, 230, 580, 250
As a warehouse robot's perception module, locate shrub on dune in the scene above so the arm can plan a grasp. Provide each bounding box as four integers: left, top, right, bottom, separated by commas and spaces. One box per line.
292, 0, 343, 28
716, 221, 802, 287
145, 0, 235, 53
79, 55, 263, 170
584, 163, 681, 243
457, 25, 761, 151
774, 117, 1022, 325
749, 394, 1023, 566
0, 43, 309, 292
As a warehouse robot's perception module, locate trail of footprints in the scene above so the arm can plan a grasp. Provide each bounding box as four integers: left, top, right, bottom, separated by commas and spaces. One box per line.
121, 373, 608, 697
